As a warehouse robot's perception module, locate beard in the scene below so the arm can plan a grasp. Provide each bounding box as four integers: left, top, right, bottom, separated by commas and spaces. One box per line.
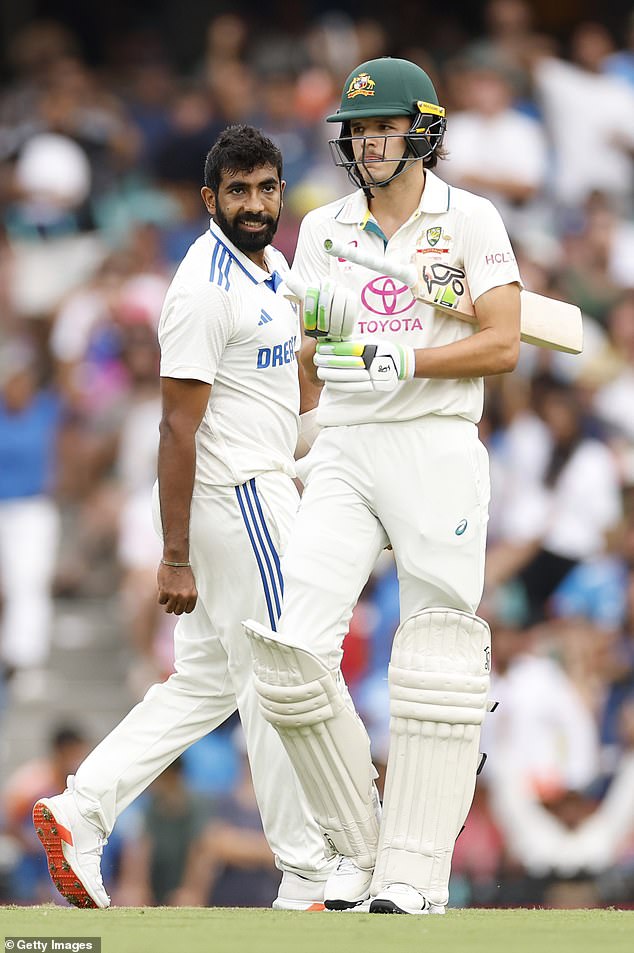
213, 202, 280, 253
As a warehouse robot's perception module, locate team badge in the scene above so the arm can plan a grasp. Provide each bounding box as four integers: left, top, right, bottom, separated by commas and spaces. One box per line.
347, 72, 375, 99
426, 226, 442, 247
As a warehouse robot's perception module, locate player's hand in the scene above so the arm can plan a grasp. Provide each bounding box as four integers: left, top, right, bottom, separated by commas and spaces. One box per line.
303, 278, 357, 341
157, 562, 198, 614
314, 339, 416, 392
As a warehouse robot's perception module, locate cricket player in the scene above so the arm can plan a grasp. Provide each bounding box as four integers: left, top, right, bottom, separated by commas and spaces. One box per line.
32, 125, 333, 911
244, 58, 521, 914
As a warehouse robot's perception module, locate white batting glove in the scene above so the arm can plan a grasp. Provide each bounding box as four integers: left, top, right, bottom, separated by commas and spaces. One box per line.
303, 278, 357, 341
314, 339, 416, 392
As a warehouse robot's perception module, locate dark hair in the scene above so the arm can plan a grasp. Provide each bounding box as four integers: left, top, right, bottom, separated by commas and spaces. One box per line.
50, 724, 86, 750
204, 124, 283, 192
424, 143, 447, 170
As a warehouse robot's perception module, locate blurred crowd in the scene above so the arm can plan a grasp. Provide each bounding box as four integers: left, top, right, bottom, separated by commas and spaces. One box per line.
1, 0, 634, 910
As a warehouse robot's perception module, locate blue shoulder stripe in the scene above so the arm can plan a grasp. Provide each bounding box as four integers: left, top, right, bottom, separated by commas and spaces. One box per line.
221, 251, 232, 291
209, 228, 258, 286
209, 240, 221, 283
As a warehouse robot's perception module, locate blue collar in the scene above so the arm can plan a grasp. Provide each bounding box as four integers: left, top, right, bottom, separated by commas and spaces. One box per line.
264, 271, 283, 293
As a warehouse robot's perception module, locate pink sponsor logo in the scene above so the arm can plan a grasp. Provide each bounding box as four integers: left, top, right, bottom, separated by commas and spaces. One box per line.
361, 276, 416, 316
357, 316, 424, 334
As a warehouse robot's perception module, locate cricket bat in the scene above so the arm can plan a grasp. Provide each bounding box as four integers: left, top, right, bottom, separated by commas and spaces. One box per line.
323, 238, 583, 355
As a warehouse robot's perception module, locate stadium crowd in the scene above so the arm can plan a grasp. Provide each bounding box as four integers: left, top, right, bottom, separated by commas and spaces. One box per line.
1, 0, 634, 909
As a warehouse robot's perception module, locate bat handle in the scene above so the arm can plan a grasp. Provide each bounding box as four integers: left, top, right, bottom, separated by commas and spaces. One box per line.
324, 238, 418, 288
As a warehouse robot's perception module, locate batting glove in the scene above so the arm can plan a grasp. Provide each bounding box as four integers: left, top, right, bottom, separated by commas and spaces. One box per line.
303, 278, 357, 341
314, 339, 416, 392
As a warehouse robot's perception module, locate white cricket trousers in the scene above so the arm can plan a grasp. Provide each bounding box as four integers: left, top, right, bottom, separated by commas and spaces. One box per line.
73, 471, 329, 878
0, 496, 60, 669
282, 415, 490, 664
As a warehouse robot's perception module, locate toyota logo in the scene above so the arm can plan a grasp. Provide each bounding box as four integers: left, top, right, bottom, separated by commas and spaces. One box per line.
361, 276, 416, 316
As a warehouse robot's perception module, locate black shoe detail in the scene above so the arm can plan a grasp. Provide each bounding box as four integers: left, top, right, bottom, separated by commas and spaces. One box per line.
325, 899, 365, 911
370, 899, 404, 914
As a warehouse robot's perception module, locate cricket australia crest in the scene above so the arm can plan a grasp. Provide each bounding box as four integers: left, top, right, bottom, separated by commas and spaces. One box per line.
426, 226, 442, 246
347, 73, 376, 98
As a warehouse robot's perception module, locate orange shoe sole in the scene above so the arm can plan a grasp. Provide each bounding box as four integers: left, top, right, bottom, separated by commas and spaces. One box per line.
33, 801, 98, 908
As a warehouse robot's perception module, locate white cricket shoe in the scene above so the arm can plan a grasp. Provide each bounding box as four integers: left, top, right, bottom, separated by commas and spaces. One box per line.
33, 776, 110, 909
370, 883, 446, 915
272, 872, 326, 911
324, 855, 373, 910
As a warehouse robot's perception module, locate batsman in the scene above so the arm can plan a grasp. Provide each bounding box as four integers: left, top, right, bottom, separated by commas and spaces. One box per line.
244, 57, 521, 914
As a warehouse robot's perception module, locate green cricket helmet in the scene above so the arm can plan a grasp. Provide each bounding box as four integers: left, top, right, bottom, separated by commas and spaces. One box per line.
327, 57, 446, 189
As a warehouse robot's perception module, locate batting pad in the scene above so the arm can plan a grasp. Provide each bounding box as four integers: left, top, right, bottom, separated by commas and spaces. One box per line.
371, 608, 491, 906
244, 619, 380, 868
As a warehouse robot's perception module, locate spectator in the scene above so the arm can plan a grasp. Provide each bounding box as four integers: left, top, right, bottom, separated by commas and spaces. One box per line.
487, 376, 622, 621
443, 54, 548, 242
2, 725, 88, 902
481, 605, 600, 794
114, 758, 214, 906
0, 341, 65, 693
490, 698, 634, 899
172, 741, 280, 908
531, 23, 634, 211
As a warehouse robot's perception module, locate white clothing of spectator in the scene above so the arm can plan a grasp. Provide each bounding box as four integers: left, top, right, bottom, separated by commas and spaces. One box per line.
0, 344, 63, 675
482, 645, 600, 793
491, 750, 634, 877
443, 62, 548, 241
534, 56, 634, 208
490, 411, 621, 561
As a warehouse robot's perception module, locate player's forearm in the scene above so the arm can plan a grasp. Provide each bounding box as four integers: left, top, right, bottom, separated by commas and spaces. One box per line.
413, 326, 520, 379
157, 418, 197, 561
299, 337, 322, 388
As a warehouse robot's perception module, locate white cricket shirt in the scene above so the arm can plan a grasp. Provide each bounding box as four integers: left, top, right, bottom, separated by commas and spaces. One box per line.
159, 219, 300, 489
291, 170, 521, 426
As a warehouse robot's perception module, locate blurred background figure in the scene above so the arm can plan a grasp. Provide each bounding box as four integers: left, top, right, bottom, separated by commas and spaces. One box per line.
531, 21, 634, 214
0, 340, 64, 698
114, 757, 215, 906
115, 729, 279, 908
443, 53, 548, 244
2, 723, 88, 902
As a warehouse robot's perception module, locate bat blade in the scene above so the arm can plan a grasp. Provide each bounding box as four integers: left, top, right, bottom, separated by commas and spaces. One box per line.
324, 238, 583, 354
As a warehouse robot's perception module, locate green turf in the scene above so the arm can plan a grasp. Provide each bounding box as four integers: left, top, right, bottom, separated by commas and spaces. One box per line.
1, 906, 633, 953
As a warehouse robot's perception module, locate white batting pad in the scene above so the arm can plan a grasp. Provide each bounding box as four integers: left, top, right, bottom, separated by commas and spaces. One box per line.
371, 608, 491, 906
243, 619, 380, 868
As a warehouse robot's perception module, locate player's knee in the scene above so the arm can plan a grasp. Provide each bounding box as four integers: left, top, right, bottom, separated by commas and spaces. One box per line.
243, 618, 345, 730
389, 608, 490, 727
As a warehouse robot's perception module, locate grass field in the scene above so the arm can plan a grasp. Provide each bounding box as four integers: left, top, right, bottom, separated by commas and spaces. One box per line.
1, 906, 633, 953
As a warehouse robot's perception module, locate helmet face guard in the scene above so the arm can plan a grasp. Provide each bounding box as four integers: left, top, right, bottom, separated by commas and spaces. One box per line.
329, 104, 447, 191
